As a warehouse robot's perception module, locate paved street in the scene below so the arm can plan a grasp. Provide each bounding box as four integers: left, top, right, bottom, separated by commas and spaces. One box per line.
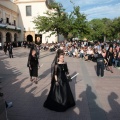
0, 47, 120, 120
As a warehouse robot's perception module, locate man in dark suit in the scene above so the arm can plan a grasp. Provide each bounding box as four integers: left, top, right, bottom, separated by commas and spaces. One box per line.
96, 52, 104, 77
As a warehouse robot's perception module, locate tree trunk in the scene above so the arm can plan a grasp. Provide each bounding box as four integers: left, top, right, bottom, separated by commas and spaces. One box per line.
104, 35, 106, 42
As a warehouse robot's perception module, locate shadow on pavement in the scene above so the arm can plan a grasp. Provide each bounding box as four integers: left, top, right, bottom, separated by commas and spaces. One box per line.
94, 65, 97, 75
107, 92, 120, 120
40, 52, 55, 59
38, 68, 51, 80
1, 50, 120, 120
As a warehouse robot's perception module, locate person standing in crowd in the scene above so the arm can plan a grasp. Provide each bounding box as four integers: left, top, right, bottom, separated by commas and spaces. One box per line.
101, 49, 107, 70
27, 49, 39, 84
106, 46, 114, 73
7, 42, 13, 58
92, 48, 99, 62
34, 37, 41, 59
113, 49, 118, 68
23, 41, 27, 48
117, 51, 120, 68
79, 47, 84, 59
44, 51, 75, 112
3, 42, 7, 54
97, 41, 101, 52
96, 52, 104, 77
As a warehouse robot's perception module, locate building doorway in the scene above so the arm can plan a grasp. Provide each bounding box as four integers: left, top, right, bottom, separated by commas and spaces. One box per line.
27, 35, 33, 42
6, 32, 12, 43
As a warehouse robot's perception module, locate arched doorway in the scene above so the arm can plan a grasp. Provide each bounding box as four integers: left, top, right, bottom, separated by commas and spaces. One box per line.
14, 33, 17, 42
27, 35, 33, 42
0, 32, 2, 43
6, 32, 12, 43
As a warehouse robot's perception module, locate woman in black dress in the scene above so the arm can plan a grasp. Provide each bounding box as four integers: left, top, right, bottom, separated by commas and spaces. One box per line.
44, 52, 75, 112
28, 49, 39, 84
106, 46, 114, 73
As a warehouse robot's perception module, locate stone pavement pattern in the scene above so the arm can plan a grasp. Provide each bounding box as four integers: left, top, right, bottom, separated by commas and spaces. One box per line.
0, 47, 120, 120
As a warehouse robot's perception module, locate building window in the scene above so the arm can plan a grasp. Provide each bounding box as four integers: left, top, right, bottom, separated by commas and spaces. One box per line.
6, 18, 9, 24
14, 20, 16, 26
26, 6, 32, 16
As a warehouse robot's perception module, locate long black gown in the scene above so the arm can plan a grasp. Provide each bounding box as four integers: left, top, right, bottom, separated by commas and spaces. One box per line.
44, 62, 75, 112
106, 51, 114, 66
28, 54, 39, 77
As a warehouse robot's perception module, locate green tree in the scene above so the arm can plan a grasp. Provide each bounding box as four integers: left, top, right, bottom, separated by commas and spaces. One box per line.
33, 2, 89, 40
112, 17, 120, 39
69, 6, 89, 39
33, 2, 66, 36
101, 18, 113, 41
88, 19, 104, 41
88, 18, 118, 41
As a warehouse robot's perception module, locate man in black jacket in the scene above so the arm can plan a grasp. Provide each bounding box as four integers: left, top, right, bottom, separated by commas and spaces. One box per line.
96, 52, 104, 77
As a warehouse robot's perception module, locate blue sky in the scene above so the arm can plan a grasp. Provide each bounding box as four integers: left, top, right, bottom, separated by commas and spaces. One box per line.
56, 0, 120, 21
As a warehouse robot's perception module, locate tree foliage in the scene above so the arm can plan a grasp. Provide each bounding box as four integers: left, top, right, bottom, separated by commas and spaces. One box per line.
87, 17, 120, 41
33, 1, 120, 41
69, 6, 89, 38
33, 2, 89, 39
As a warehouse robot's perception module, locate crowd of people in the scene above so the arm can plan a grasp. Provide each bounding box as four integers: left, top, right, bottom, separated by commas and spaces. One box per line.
1, 39, 120, 113
2, 40, 120, 75
2, 40, 120, 76
28, 40, 120, 112
24, 40, 120, 84
41, 40, 120, 76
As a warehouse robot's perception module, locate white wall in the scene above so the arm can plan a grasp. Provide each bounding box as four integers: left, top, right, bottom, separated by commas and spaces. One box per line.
16, 1, 58, 43
17, 2, 48, 31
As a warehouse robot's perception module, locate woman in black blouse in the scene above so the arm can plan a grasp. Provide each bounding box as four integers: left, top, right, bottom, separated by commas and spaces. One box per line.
28, 49, 39, 84
106, 46, 114, 73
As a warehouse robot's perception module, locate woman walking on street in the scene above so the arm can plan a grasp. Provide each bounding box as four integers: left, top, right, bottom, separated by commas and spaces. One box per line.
28, 49, 39, 84
44, 52, 75, 112
106, 46, 114, 73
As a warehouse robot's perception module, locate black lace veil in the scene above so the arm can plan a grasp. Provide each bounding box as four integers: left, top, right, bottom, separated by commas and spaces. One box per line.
51, 49, 64, 80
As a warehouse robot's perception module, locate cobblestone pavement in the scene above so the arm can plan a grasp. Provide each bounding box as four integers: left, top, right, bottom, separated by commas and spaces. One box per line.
0, 47, 120, 120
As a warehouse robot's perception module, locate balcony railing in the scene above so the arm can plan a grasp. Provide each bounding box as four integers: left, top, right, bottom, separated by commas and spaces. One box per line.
0, 18, 21, 32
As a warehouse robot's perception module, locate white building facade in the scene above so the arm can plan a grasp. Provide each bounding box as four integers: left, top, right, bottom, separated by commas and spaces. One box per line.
0, 0, 21, 45
0, 0, 64, 45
